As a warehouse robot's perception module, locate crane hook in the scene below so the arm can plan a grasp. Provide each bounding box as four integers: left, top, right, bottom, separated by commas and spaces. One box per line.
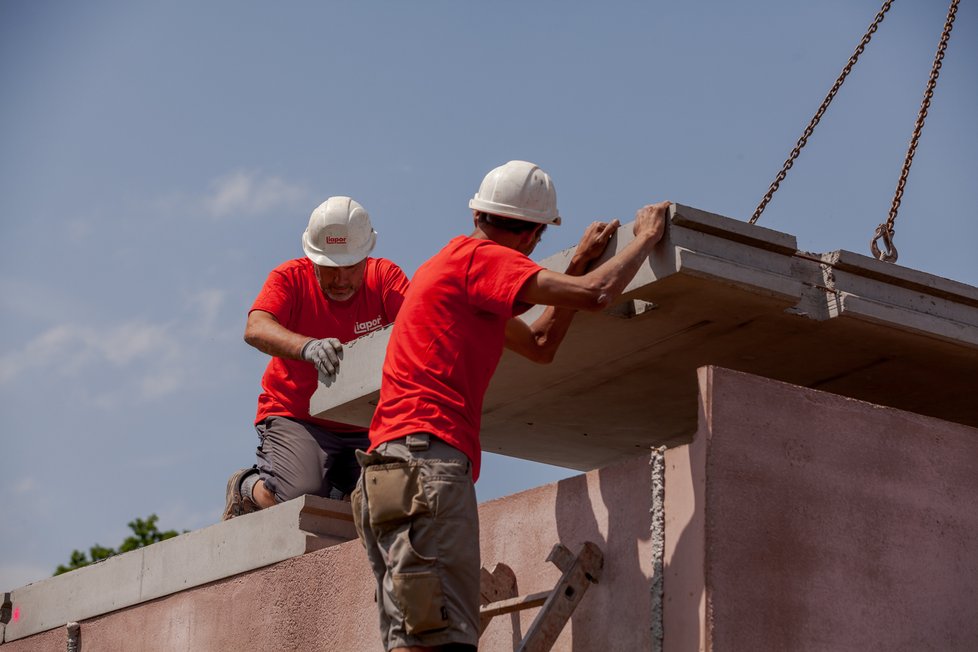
870, 223, 899, 263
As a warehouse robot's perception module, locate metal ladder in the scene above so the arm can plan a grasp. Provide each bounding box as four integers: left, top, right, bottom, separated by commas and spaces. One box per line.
478, 541, 604, 652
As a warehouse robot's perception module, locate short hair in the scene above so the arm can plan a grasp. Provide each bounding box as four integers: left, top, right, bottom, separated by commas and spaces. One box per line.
477, 212, 546, 235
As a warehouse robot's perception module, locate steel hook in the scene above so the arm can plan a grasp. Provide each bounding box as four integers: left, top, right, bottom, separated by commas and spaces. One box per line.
870, 224, 899, 263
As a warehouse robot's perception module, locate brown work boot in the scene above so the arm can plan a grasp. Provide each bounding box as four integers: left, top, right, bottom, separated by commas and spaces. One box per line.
222, 468, 259, 521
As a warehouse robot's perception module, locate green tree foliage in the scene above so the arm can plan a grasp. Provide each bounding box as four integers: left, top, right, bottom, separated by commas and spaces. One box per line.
54, 514, 183, 575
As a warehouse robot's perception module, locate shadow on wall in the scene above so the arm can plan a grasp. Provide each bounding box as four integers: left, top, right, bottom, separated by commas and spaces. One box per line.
661, 429, 706, 652
553, 455, 658, 651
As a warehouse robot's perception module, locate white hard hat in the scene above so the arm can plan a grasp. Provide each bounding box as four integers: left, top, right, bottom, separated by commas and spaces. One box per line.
469, 160, 561, 226
301, 196, 377, 267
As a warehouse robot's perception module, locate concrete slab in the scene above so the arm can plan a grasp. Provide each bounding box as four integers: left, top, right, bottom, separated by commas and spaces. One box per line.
2, 496, 355, 643
310, 203, 978, 470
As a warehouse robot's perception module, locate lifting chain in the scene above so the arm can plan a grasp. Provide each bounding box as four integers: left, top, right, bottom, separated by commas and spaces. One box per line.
749, 0, 961, 266
871, 0, 960, 263
749, 0, 894, 226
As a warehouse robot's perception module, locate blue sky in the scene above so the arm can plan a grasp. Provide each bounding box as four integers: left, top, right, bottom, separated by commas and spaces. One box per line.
1, 1, 975, 591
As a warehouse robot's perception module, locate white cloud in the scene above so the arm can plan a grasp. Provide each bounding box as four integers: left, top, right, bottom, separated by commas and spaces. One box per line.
65, 217, 94, 242
138, 169, 308, 225
185, 288, 226, 334
0, 317, 206, 407
0, 324, 75, 383
0, 279, 241, 413
202, 169, 307, 219
139, 368, 183, 399
13, 477, 36, 494
103, 322, 173, 366
0, 321, 175, 385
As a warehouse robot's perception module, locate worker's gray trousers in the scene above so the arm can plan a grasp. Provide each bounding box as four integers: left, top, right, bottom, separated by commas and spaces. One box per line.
255, 416, 368, 502
352, 434, 479, 651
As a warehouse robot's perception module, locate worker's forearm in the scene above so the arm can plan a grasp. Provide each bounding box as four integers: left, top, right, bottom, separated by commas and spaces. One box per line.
519, 208, 666, 313
523, 306, 575, 362
523, 250, 592, 361
582, 231, 658, 308
565, 252, 595, 277
244, 317, 311, 360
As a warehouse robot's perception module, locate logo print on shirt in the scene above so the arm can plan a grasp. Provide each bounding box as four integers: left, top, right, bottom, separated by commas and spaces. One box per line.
354, 316, 383, 335
325, 236, 347, 245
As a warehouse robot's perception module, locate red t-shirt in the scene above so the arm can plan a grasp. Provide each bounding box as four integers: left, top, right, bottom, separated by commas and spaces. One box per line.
251, 257, 409, 432
369, 236, 543, 481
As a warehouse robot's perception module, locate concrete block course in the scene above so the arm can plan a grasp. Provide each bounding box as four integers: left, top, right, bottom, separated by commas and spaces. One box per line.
2, 496, 355, 643
1, 541, 383, 652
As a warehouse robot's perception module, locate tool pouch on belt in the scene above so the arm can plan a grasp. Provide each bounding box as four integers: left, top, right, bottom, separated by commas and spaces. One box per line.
355, 449, 430, 529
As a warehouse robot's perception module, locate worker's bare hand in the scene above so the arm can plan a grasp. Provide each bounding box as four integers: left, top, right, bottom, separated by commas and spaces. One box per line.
573, 219, 621, 267
633, 202, 670, 244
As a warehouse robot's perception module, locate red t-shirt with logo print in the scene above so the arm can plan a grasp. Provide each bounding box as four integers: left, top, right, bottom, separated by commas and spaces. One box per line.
251, 256, 409, 432
368, 236, 544, 481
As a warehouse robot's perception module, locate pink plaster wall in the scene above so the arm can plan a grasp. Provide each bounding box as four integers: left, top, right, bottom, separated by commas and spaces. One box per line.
7, 366, 974, 650
478, 454, 655, 651
665, 366, 978, 651
2, 455, 656, 651
2, 541, 383, 652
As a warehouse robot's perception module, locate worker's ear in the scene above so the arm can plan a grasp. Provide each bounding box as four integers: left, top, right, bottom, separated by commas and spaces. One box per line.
520, 224, 546, 252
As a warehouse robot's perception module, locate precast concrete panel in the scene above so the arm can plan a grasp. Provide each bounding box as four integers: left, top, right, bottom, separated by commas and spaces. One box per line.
310, 204, 978, 471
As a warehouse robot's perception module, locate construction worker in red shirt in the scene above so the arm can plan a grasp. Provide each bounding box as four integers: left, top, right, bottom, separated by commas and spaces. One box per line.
352, 161, 670, 651
223, 196, 409, 520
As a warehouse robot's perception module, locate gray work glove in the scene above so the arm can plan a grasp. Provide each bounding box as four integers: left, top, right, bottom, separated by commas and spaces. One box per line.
300, 338, 343, 377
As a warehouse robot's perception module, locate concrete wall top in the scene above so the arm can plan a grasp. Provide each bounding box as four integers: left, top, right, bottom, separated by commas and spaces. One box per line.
310, 204, 978, 469
2, 496, 355, 643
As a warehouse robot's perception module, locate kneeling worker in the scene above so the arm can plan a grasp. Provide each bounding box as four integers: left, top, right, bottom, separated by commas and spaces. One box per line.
224, 196, 410, 520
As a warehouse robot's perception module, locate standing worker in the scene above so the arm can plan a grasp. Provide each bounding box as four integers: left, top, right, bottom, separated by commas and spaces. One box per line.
223, 196, 410, 520
353, 160, 670, 651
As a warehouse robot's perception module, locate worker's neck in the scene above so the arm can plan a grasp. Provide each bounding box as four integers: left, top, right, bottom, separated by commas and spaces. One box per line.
470, 225, 527, 252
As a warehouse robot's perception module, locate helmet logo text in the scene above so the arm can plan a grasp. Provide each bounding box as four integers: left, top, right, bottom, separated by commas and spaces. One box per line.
325, 236, 347, 245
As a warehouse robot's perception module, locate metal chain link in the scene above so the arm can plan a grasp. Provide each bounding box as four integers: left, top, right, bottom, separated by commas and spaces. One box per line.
749, 0, 895, 225
871, 0, 960, 263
